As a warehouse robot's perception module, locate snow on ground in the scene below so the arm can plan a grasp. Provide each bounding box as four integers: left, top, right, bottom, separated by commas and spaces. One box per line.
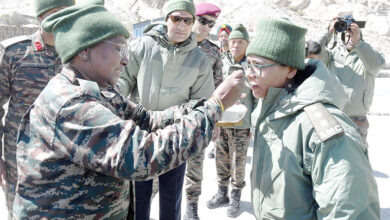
1, 78, 390, 219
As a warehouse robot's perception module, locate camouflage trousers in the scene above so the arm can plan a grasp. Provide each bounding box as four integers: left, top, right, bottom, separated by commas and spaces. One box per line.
215, 128, 250, 189
350, 115, 369, 146
2, 133, 18, 218
185, 128, 220, 203
185, 147, 206, 203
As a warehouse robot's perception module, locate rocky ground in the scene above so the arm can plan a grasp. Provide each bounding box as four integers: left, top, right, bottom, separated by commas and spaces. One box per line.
1, 0, 389, 56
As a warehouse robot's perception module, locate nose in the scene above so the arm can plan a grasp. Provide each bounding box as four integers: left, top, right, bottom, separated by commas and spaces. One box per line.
245, 69, 255, 80
121, 55, 129, 66
177, 20, 189, 28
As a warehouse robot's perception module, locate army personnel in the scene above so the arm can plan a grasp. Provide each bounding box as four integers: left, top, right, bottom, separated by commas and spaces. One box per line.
245, 18, 379, 219
13, 1, 244, 219
207, 23, 233, 160
192, 3, 223, 88
206, 24, 254, 218
118, 0, 215, 219
183, 3, 223, 220
0, 0, 74, 216
315, 14, 385, 146
217, 24, 232, 56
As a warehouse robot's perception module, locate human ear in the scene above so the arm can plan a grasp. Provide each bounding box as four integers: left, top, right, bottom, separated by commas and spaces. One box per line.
286, 67, 297, 79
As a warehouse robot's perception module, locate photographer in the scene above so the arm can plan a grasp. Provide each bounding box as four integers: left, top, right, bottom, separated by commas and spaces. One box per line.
315, 14, 386, 146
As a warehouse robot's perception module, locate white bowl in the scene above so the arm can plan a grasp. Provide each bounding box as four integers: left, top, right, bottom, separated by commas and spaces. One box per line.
220, 104, 247, 123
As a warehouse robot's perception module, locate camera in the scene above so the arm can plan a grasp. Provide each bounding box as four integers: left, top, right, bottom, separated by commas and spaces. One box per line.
334, 16, 366, 33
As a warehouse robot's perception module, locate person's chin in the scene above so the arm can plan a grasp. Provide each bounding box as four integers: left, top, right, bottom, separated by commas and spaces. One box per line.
251, 86, 264, 99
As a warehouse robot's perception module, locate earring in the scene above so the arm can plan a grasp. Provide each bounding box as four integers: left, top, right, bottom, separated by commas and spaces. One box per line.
79, 54, 87, 60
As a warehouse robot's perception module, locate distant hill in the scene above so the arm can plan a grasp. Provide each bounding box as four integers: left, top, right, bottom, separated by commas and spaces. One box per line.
1, 0, 388, 62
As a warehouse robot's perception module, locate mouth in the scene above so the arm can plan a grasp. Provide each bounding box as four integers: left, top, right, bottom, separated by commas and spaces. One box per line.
245, 81, 257, 89
175, 32, 186, 36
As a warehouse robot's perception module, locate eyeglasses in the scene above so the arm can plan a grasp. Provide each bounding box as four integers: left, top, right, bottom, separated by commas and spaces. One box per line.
197, 16, 216, 28
242, 62, 279, 77
104, 40, 129, 58
169, 15, 194, 25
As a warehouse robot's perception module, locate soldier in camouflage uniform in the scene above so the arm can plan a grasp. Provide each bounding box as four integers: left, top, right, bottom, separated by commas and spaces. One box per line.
0, 0, 74, 216
184, 3, 223, 220
207, 23, 233, 160
13, 1, 244, 219
217, 24, 232, 59
206, 24, 253, 218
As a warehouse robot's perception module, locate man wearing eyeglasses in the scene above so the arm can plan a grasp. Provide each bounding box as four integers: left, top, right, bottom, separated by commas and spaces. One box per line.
183, 3, 223, 220
118, 0, 214, 219
206, 24, 254, 218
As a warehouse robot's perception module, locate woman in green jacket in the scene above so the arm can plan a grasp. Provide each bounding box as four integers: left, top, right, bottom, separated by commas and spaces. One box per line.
245, 18, 380, 219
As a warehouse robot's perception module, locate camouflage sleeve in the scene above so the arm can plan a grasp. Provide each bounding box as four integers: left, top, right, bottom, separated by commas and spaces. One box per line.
213, 51, 224, 88
55, 96, 222, 181
0, 45, 11, 156
125, 98, 207, 132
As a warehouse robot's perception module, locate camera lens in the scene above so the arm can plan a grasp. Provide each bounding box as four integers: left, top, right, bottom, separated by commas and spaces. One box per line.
335, 20, 348, 32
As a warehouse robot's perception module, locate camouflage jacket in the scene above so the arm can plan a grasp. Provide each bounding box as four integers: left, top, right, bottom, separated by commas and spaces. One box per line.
198, 38, 223, 88
13, 66, 222, 219
0, 30, 62, 185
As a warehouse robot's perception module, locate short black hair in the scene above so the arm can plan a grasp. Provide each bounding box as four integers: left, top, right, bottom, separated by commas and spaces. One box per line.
305, 40, 321, 57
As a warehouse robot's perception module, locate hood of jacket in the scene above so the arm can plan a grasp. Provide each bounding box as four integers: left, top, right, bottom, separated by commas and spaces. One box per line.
143, 23, 197, 54
260, 59, 348, 120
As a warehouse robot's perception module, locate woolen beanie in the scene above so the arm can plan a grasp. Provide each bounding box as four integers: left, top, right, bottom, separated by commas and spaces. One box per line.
34, 0, 75, 17
246, 18, 307, 70
42, 0, 130, 64
165, 0, 196, 20
229, 24, 249, 42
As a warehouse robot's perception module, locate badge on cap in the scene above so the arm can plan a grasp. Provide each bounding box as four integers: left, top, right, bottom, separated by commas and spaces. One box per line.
35, 42, 43, 51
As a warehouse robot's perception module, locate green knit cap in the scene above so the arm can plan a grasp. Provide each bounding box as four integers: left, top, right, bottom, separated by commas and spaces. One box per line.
246, 18, 307, 70
165, 0, 196, 20
34, 0, 75, 17
229, 24, 249, 42
42, 0, 130, 64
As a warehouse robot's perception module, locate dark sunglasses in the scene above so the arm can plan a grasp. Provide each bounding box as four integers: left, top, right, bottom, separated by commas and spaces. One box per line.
197, 16, 216, 28
169, 15, 194, 25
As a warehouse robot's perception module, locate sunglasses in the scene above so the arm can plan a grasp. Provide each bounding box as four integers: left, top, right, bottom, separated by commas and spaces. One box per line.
197, 16, 216, 28
104, 40, 129, 58
169, 15, 194, 25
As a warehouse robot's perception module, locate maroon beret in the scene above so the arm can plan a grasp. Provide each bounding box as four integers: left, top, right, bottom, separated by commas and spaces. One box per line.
195, 3, 221, 17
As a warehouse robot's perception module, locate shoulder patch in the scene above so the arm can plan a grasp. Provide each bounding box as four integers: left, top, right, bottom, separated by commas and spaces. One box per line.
207, 39, 220, 49
77, 78, 101, 99
0, 35, 31, 49
304, 103, 344, 141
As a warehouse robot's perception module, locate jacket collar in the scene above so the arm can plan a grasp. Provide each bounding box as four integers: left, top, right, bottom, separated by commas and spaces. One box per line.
259, 59, 347, 121
31, 29, 57, 57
